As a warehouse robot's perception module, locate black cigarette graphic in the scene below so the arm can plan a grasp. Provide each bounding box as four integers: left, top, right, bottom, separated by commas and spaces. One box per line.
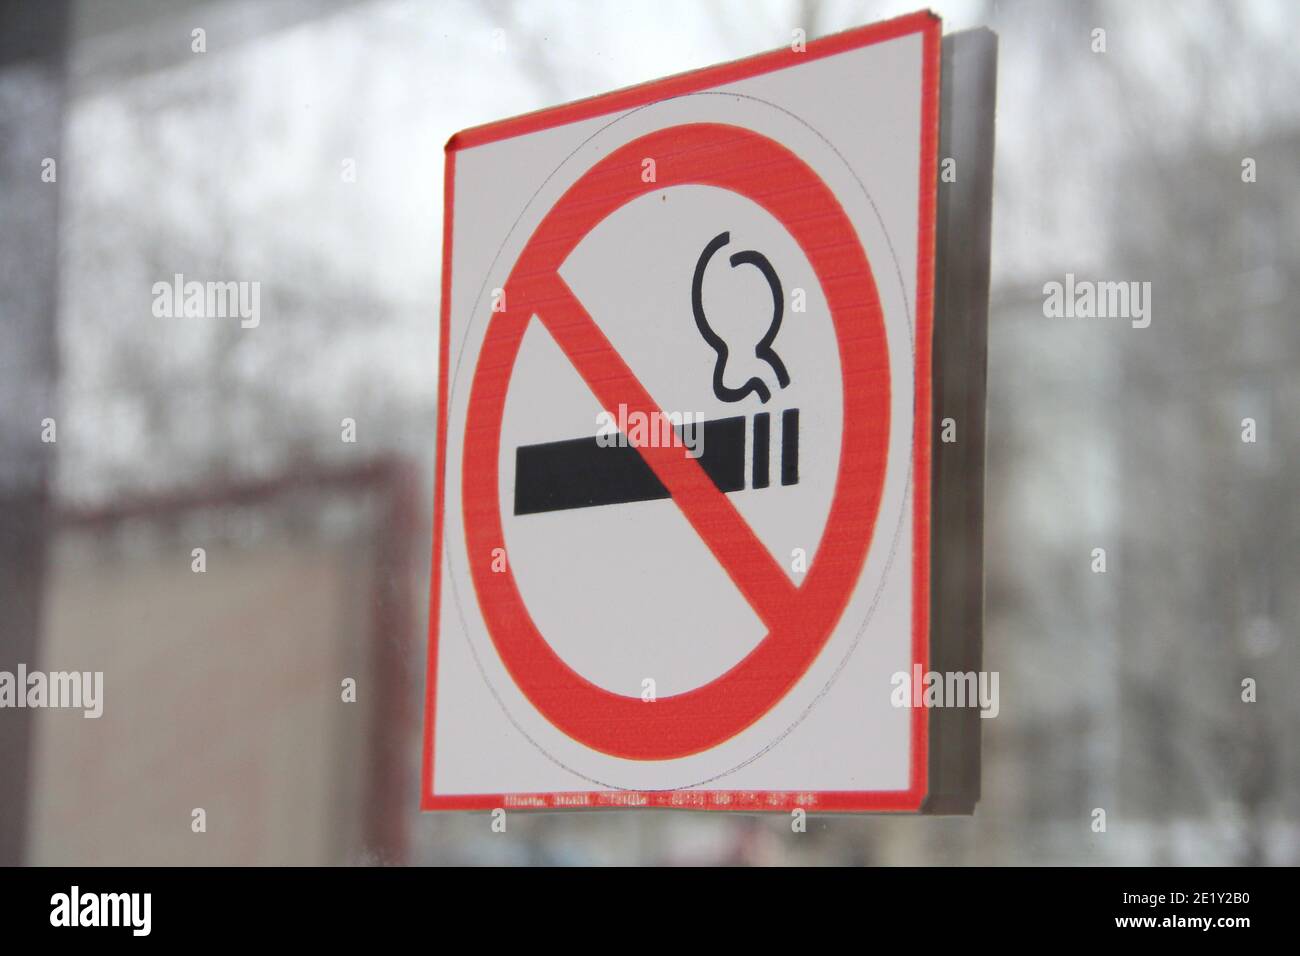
752, 412, 771, 489
781, 408, 799, 486
514, 410, 800, 515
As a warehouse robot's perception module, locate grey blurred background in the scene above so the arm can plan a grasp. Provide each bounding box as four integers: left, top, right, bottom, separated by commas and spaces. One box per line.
0, 0, 1296, 865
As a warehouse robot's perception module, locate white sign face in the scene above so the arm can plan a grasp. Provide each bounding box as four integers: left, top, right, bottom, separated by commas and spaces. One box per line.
424, 12, 940, 812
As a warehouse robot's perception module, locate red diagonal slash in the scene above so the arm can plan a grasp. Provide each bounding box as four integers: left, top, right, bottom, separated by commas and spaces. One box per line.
528, 271, 798, 630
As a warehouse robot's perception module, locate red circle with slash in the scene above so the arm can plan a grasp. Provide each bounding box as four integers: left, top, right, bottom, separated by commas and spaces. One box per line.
462, 122, 891, 761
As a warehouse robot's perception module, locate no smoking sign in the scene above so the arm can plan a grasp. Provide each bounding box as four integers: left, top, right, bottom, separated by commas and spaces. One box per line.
424, 13, 964, 813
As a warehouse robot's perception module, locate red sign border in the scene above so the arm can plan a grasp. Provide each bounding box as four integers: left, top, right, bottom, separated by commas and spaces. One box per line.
423, 9, 939, 813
